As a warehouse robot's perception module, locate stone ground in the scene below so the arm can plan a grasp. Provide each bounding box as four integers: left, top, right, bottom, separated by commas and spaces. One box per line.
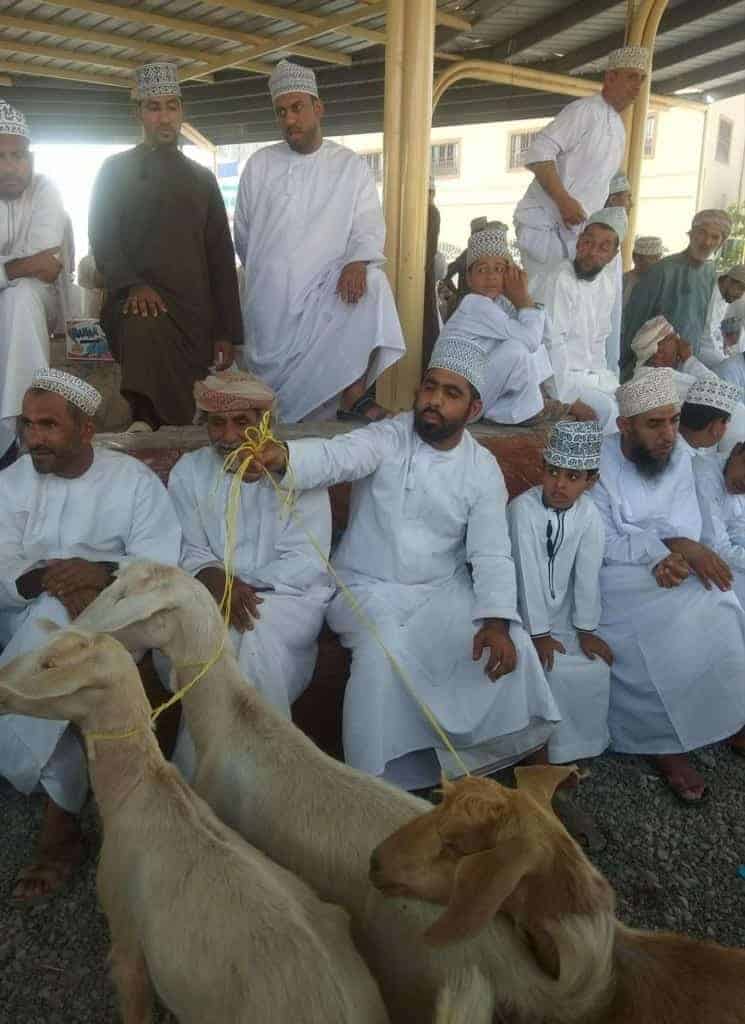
1, 744, 744, 1022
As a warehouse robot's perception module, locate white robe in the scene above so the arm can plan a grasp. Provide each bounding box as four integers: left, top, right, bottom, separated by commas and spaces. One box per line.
509, 487, 610, 762
168, 446, 334, 717
286, 414, 559, 790
514, 95, 625, 281
234, 140, 405, 422
591, 436, 745, 754
695, 454, 745, 608
0, 175, 73, 454
541, 259, 620, 432
718, 352, 745, 398
698, 281, 744, 368
0, 448, 181, 810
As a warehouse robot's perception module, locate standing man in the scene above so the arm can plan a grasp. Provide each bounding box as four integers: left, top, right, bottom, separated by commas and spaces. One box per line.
623, 235, 663, 307
422, 178, 442, 367
514, 46, 648, 283
234, 60, 405, 424
89, 63, 242, 432
0, 100, 70, 463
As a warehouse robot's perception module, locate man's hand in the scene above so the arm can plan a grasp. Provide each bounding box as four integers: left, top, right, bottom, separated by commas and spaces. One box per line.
42, 559, 113, 599
665, 538, 732, 592
578, 631, 613, 667
241, 440, 290, 483
557, 194, 587, 228
676, 338, 692, 364
653, 553, 690, 589
30, 248, 63, 283
502, 265, 534, 310
123, 284, 168, 318
196, 567, 264, 632
213, 340, 234, 370
336, 261, 367, 304
473, 619, 517, 681
532, 634, 565, 672
568, 399, 598, 423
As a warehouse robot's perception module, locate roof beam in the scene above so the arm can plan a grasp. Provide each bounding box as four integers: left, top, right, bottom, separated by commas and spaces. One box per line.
180, 120, 215, 151
708, 76, 745, 103
485, 0, 622, 62
0, 35, 137, 71
356, 0, 470, 31
0, 55, 128, 88
658, 55, 745, 95
652, 23, 745, 75
196, 0, 387, 46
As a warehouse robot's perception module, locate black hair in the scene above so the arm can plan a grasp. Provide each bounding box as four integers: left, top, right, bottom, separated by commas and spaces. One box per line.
679, 403, 730, 431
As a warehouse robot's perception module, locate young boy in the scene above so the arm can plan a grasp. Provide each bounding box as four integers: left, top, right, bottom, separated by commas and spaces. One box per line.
695, 441, 745, 609
438, 221, 551, 424
508, 420, 612, 765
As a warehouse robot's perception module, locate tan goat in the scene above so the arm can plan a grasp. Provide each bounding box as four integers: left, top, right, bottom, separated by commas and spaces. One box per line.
76, 562, 623, 1024
370, 768, 745, 1024
0, 629, 391, 1024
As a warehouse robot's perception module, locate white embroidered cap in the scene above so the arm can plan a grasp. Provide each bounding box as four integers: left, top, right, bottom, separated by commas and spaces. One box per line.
630, 315, 676, 366
691, 208, 732, 241
606, 46, 650, 72
683, 378, 740, 417
268, 60, 319, 103
586, 207, 628, 244
616, 368, 679, 418
0, 99, 29, 139
633, 235, 664, 257
467, 222, 511, 267
608, 172, 631, 195
30, 368, 102, 417
428, 332, 487, 397
544, 420, 603, 471
135, 63, 181, 100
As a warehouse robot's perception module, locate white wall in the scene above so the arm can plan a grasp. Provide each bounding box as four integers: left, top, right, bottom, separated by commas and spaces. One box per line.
699, 94, 745, 213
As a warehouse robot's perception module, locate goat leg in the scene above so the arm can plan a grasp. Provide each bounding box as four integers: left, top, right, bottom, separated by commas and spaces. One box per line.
109, 942, 154, 1024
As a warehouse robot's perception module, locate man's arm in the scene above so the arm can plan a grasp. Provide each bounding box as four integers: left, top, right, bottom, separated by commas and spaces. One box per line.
591, 474, 672, 567
204, 173, 243, 365
88, 156, 144, 294
523, 102, 592, 227
524, 163, 586, 227
0, 178, 66, 290
337, 159, 387, 304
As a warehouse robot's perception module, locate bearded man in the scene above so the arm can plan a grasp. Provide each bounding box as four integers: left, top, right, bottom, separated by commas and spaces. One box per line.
592, 368, 745, 803
247, 336, 559, 791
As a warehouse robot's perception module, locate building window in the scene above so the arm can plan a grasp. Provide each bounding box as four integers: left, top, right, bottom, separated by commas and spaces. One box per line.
716, 116, 734, 164
507, 130, 539, 171
362, 150, 383, 182
643, 113, 657, 158
431, 141, 460, 177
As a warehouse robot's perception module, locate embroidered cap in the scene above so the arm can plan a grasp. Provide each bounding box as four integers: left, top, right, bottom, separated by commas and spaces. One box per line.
194, 369, 276, 414
608, 172, 631, 195
630, 315, 677, 366
30, 369, 102, 417
467, 222, 511, 267
683, 377, 740, 417
0, 99, 29, 139
544, 420, 603, 471
633, 235, 664, 257
616, 368, 679, 418
268, 60, 319, 103
691, 208, 732, 241
724, 264, 745, 286
586, 207, 628, 244
606, 46, 650, 72
428, 332, 487, 397
134, 63, 181, 100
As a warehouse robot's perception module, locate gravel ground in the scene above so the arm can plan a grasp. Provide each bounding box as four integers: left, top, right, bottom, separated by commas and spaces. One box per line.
1, 745, 744, 1022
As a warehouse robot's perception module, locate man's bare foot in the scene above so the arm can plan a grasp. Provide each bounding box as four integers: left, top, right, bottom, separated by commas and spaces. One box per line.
652, 753, 708, 804
12, 800, 84, 905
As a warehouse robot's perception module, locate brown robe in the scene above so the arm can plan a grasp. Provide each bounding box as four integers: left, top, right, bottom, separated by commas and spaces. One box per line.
89, 144, 243, 425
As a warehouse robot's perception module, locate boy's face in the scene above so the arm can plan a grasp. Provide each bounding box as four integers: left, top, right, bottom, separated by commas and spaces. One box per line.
467, 255, 509, 300
541, 463, 595, 510
724, 445, 745, 495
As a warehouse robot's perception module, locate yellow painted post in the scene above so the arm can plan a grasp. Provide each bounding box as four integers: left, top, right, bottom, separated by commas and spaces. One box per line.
381, 0, 404, 297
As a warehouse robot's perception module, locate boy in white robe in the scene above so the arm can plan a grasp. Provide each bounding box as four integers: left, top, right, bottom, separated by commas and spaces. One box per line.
695, 443, 745, 610
0, 369, 181, 902
248, 338, 559, 791
592, 369, 745, 803
697, 266, 745, 369
234, 60, 405, 424
509, 421, 611, 765
168, 369, 333, 718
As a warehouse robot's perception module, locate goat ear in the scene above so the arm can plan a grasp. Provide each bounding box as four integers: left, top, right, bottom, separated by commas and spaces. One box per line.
424, 837, 540, 947
513, 765, 577, 807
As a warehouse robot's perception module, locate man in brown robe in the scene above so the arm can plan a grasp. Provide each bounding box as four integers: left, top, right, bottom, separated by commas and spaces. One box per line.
89, 62, 243, 430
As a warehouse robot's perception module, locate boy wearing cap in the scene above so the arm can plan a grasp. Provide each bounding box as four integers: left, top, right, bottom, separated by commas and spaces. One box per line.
509, 421, 612, 766
89, 63, 243, 432
696, 442, 745, 611
698, 264, 745, 369
678, 377, 743, 461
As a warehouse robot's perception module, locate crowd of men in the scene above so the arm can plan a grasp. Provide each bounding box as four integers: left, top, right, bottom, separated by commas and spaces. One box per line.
1, 48, 745, 902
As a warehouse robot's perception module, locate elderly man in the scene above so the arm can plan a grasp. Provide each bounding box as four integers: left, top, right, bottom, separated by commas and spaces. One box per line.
234, 60, 405, 424
592, 369, 745, 802
697, 264, 745, 369
623, 235, 663, 308
514, 46, 648, 280
0, 100, 72, 462
89, 63, 242, 432
541, 207, 628, 431
167, 369, 333, 717
621, 208, 732, 376
248, 336, 559, 791
0, 369, 181, 902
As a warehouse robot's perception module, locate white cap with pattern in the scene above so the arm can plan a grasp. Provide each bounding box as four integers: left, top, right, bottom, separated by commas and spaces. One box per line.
606, 46, 650, 72
0, 99, 29, 139
724, 264, 745, 286
467, 222, 511, 267
135, 63, 181, 100
630, 315, 676, 365
428, 332, 487, 397
608, 172, 631, 195
684, 378, 740, 416
691, 208, 732, 241
616, 368, 679, 418
268, 60, 319, 103
544, 420, 603, 471
586, 206, 628, 244
30, 368, 102, 416
633, 235, 664, 257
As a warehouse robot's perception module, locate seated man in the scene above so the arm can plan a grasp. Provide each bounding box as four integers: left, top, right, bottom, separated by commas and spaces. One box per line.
0, 100, 71, 461
436, 221, 549, 425
592, 369, 745, 803
541, 208, 628, 432
168, 369, 333, 718
623, 235, 663, 308
250, 336, 559, 791
718, 320, 745, 395
0, 369, 181, 903
697, 264, 745, 369
678, 378, 741, 463
630, 314, 714, 403
695, 441, 745, 609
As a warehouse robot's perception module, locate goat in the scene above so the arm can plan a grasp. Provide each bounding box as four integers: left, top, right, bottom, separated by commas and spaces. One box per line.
0, 628, 390, 1024
370, 768, 745, 1024
76, 561, 623, 1023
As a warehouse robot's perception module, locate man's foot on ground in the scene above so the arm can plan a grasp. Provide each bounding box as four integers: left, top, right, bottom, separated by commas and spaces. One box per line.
11, 802, 85, 906
652, 753, 708, 804
337, 393, 388, 423
127, 420, 154, 434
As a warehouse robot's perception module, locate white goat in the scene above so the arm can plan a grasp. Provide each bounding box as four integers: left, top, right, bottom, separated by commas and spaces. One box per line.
0, 628, 390, 1024
76, 562, 615, 1023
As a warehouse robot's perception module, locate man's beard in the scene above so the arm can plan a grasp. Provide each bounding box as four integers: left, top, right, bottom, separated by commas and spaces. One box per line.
573, 258, 604, 282
413, 408, 466, 444
628, 440, 671, 478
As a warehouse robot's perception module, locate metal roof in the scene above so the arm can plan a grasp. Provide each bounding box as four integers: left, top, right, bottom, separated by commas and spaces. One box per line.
0, 0, 742, 145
